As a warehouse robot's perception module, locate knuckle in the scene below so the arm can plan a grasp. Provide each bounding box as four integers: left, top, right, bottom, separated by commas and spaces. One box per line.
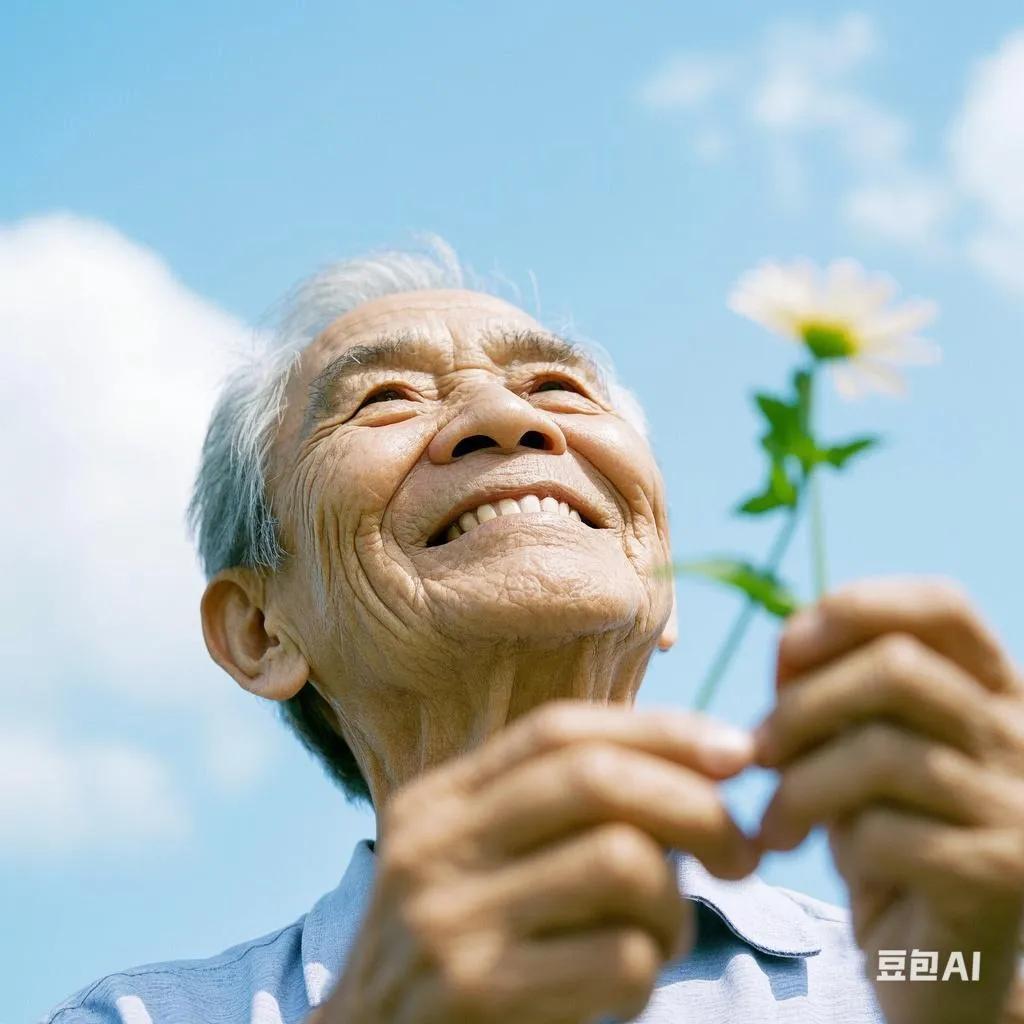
850, 808, 891, 859
873, 632, 923, 682
436, 946, 491, 1021
614, 929, 661, 1001
527, 701, 583, 748
567, 743, 622, 805
402, 890, 459, 946
924, 575, 971, 618
917, 740, 958, 788
595, 824, 662, 888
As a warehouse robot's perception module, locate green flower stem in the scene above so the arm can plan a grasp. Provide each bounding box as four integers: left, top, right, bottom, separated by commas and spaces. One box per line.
809, 472, 828, 599
805, 367, 828, 598
692, 360, 831, 712
692, 503, 802, 711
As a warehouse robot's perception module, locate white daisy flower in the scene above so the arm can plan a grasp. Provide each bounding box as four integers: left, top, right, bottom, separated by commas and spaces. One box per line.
728, 259, 940, 398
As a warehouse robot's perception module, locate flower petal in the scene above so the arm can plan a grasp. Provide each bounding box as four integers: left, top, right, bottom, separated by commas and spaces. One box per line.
860, 299, 938, 344
728, 260, 820, 339
852, 359, 908, 396
830, 363, 871, 401
864, 334, 942, 365
823, 260, 895, 321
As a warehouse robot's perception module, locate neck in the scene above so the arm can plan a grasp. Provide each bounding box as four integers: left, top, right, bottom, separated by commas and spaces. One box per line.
326, 633, 656, 821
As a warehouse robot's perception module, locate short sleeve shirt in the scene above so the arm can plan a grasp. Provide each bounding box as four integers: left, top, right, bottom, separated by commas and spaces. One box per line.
43, 839, 884, 1023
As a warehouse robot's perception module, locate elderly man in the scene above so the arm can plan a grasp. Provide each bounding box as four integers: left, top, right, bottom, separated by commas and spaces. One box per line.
47, 244, 1024, 1024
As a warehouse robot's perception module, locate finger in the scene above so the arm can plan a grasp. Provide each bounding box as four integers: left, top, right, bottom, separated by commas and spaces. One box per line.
381, 704, 753, 864
830, 812, 1023, 1024
776, 576, 1019, 694
468, 741, 759, 879
396, 925, 666, 1024
504, 927, 666, 1024
758, 724, 1017, 851
756, 633, 1004, 767
444, 701, 755, 794
481, 823, 691, 961
829, 806, 1024, 906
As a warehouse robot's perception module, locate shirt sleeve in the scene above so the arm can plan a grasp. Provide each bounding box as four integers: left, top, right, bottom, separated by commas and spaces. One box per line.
44, 992, 153, 1024
43, 1007, 118, 1024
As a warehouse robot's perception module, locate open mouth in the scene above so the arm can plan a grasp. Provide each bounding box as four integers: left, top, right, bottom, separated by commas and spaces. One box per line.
427, 492, 599, 546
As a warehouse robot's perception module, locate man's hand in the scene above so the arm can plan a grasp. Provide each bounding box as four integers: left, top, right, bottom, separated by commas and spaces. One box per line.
756, 576, 1024, 1024
312, 702, 757, 1024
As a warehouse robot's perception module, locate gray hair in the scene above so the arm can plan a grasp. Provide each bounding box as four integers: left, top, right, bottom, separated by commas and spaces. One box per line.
188, 238, 646, 804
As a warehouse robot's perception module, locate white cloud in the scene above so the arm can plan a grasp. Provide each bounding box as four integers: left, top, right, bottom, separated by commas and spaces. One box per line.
638, 16, 1024, 297
948, 31, 1024, 289
200, 710, 280, 793
752, 83, 907, 166
965, 229, 1024, 294
750, 13, 907, 168
638, 54, 734, 110
640, 13, 910, 192
844, 176, 953, 249
0, 729, 189, 854
0, 214, 234, 706
760, 11, 878, 80
0, 214, 283, 851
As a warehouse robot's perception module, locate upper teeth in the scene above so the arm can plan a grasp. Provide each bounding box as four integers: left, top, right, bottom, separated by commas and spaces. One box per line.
445, 494, 582, 542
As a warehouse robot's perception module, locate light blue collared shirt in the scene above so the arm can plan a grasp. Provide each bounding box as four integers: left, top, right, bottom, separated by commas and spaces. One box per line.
44, 839, 884, 1023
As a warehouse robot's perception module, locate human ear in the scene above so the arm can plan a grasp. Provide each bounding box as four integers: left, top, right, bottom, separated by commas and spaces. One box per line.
200, 568, 309, 701
658, 581, 678, 652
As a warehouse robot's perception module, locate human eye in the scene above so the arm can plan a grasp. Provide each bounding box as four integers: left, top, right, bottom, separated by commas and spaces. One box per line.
529, 375, 586, 396
356, 385, 411, 411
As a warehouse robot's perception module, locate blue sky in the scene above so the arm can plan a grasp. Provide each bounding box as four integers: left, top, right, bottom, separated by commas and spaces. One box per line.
4, 3, 1024, 1019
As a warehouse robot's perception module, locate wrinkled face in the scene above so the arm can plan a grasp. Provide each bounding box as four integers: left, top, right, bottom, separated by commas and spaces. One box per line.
270, 290, 673, 677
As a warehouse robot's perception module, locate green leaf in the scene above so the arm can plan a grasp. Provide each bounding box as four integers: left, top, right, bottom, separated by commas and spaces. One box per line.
736, 491, 786, 514
675, 558, 801, 618
753, 380, 825, 473
735, 461, 798, 515
823, 435, 880, 470
754, 392, 798, 433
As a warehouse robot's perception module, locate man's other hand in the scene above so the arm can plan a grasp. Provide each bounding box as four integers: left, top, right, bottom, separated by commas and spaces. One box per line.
757, 576, 1024, 1024
312, 701, 757, 1024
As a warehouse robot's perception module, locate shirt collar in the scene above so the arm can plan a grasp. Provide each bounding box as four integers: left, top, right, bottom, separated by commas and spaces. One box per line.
301, 839, 378, 1007
300, 838, 821, 1004
671, 849, 822, 958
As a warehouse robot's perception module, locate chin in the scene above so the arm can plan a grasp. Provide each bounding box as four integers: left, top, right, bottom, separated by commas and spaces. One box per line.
419, 543, 653, 649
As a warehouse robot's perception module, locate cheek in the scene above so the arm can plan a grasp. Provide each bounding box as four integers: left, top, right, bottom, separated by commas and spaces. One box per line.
563, 416, 670, 546
285, 419, 435, 566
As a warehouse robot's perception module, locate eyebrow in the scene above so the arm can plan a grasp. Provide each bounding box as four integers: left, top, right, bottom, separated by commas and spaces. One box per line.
303, 325, 606, 434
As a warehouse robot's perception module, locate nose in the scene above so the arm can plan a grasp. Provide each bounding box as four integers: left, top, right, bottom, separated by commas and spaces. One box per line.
427, 383, 568, 464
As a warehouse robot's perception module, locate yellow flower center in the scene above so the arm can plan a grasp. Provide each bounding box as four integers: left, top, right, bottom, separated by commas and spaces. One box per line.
800, 321, 859, 360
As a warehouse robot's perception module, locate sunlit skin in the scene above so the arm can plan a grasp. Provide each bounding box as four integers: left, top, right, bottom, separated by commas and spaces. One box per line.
203, 290, 677, 808
200, 290, 1024, 1024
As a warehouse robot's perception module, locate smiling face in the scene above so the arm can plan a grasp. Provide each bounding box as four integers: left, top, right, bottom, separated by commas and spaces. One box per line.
264, 289, 674, 734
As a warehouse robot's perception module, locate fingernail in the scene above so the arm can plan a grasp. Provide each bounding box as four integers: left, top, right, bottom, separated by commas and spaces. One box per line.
701, 725, 755, 770
782, 607, 822, 648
